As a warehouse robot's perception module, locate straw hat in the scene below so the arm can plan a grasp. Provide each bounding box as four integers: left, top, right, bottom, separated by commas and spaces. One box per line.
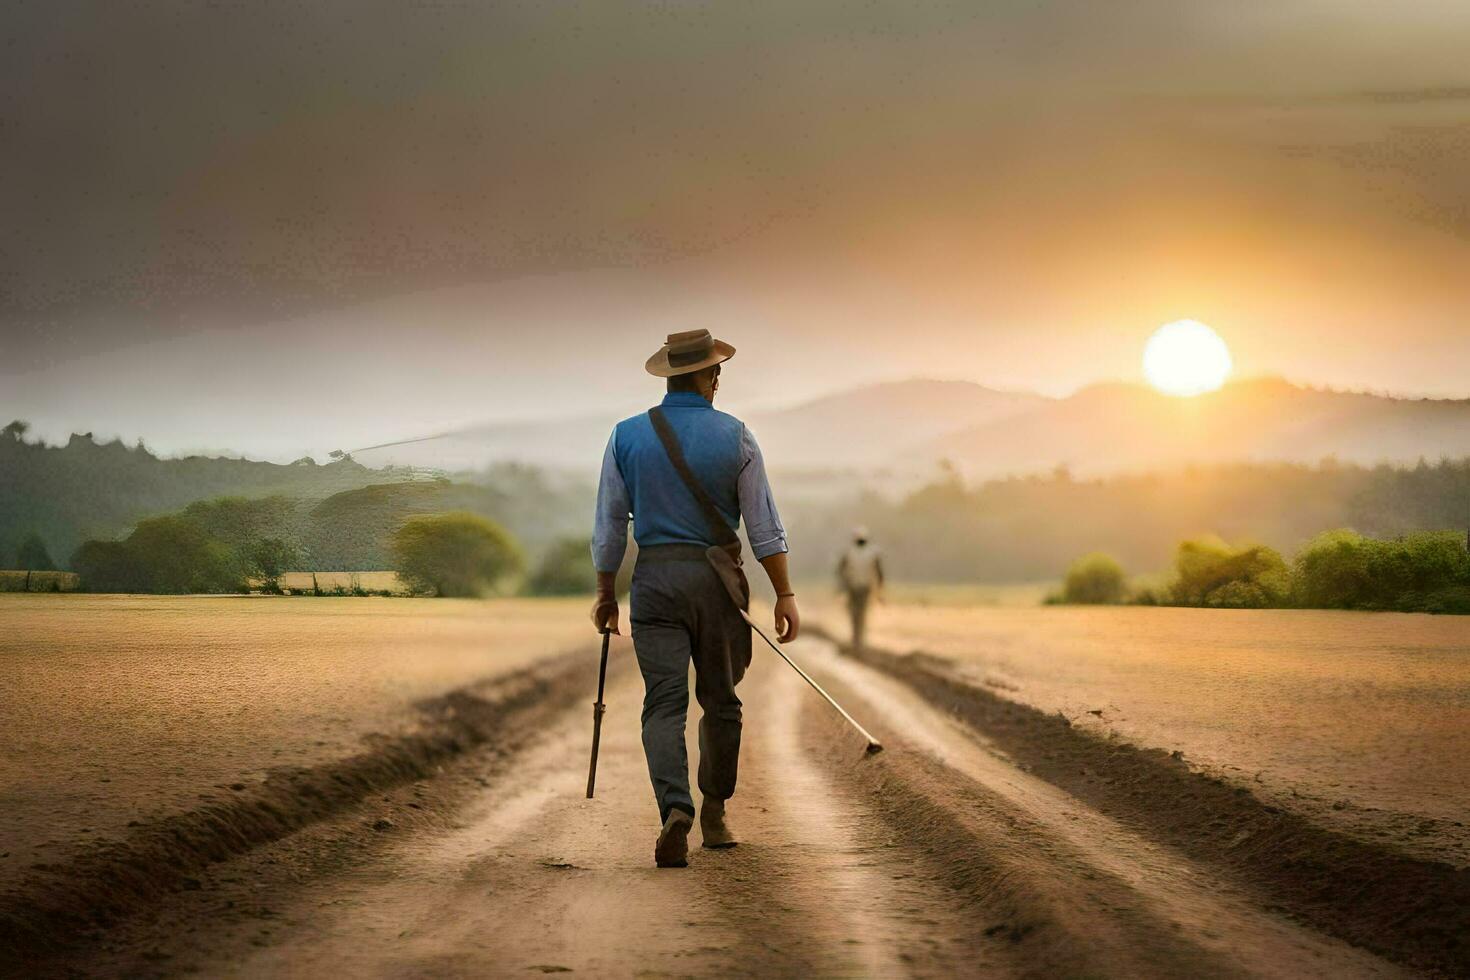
645, 329, 736, 378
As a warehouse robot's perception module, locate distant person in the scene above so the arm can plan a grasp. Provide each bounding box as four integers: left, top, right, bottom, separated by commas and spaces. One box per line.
837, 527, 884, 649
590, 329, 799, 869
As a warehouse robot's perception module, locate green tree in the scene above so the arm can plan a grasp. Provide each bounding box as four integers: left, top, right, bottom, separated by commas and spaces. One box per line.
392, 511, 524, 597
249, 537, 303, 593
1363, 531, 1470, 611
182, 496, 297, 548
527, 537, 597, 596
1291, 529, 1375, 609
124, 515, 243, 593
16, 532, 56, 571
70, 497, 305, 594
72, 540, 143, 593
1169, 537, 1290, 608
1294, 529, 1470, 612
1058, 552, 1128, 604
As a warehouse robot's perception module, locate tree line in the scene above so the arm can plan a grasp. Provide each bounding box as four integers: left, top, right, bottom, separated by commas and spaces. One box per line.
1, 420, 591, 574
1054, 529, 1470, 614
66, 494, 596, 598
782, 457, 1470, 584
7, 416, 1468, 590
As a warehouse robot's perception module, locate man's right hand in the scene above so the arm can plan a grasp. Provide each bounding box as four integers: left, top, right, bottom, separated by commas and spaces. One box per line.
774, 594, 801, 643
590, 595, 620, 634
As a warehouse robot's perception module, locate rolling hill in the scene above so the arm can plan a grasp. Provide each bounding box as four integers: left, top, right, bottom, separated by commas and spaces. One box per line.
358, 376, 1470, 480
745, 379, 1045, 467
922, 378, 1470, 478
355, 379, 1046, 471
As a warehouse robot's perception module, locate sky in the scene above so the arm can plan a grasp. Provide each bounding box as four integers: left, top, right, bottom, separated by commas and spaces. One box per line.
3, 1, 1469, 460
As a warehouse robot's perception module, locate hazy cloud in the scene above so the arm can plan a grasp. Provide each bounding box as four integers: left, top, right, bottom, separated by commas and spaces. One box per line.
3, 1, 1469, 455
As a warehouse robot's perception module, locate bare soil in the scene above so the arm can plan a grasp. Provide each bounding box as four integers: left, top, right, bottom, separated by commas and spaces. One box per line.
0, 645, 607, 971
0, 594, 589, 897
21, 634, 1424, 979
809, 600, 1470, 867
826, 630, 1469, 977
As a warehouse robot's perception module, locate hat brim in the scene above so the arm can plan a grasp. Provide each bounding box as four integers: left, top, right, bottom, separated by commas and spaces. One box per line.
644, 339, 736, 378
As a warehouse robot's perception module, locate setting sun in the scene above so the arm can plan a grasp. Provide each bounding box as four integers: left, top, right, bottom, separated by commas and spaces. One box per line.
1143, 320, 1233, 396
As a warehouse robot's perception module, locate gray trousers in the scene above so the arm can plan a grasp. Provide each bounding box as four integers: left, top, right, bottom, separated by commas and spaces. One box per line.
630, 549, 752, 822
846, 586, 871, 649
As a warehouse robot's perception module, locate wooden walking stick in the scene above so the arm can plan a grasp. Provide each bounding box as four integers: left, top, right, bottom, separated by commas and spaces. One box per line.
585, 630, 611, 798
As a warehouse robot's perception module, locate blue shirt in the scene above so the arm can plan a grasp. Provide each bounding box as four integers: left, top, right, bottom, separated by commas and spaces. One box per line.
592, 391, 788, 572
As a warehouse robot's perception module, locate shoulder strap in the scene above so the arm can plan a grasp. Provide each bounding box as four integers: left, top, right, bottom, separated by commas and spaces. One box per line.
647, 407, 741, 552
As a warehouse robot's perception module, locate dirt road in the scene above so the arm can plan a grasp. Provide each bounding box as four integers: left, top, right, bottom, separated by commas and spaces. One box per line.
51, 634, 1418, 979
806, 600, 1470, 867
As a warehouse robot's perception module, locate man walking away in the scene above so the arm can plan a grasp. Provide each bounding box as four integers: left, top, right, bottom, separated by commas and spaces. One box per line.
590, 329, 800, 868
837, 527, 884, 649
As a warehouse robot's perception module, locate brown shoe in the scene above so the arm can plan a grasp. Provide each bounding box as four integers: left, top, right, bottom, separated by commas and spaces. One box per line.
700, 797, 737, 849
654, 810, 693, 868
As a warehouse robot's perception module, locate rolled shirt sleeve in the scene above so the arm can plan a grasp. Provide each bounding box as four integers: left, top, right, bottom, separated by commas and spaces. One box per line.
738, 425, 789, 560
591, 430, 632, 573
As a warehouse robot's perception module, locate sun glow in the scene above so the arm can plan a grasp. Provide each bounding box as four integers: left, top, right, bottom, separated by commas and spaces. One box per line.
1142, 320, 1233, 397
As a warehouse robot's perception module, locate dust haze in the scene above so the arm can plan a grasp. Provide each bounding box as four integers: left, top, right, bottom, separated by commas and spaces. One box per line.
5, 1, 1470, 459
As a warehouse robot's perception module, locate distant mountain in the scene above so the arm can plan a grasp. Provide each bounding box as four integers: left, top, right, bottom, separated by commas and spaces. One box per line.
746, 380, 1046, 468
919, 378, 1470, 478
359, 379, 1046, 471
360, 416, 620, 473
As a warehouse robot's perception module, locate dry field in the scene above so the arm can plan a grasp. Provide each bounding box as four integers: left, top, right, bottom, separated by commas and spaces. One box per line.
273, 570, 410, 593
0, 570, 80, 592
0, 593, 592, 897
810, 597, 1470, 867
17, 607, 1462, 977
6, 592, 1468, 975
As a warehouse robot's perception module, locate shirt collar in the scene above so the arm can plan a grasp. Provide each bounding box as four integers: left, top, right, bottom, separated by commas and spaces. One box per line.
660, 391, 713, 409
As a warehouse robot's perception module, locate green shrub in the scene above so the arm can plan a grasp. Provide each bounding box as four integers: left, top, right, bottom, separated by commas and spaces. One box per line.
527, 537, 596, 596
68, 494, 314, 594
71, 540, 143, 593
1294, 529, 1469, 611
1369, 531, 1470, 609
1058, 552, 1128, 604
1419, 586, 1470, 615
1205, 579, 1279, 609
249, 537, 303, 593
125, 515, 244, 593
1293, 529, 1376, 609
1168, 537, 1290, 608
72, 517, 243, 594
392, 511, 524, 597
